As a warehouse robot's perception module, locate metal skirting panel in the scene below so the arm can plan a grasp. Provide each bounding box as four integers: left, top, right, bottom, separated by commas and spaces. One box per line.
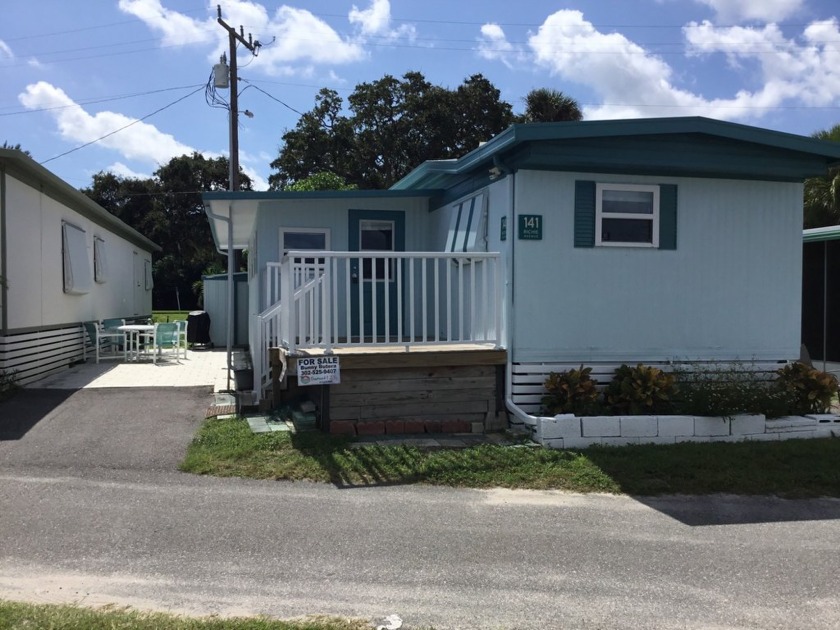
0, 325, 87, 386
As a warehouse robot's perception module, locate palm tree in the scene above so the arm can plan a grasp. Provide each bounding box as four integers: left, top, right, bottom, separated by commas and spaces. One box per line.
804, 124, 840, 228
519, 88, 583, 123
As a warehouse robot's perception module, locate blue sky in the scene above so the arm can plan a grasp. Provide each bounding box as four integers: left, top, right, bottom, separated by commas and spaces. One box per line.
2, 0, 839, 191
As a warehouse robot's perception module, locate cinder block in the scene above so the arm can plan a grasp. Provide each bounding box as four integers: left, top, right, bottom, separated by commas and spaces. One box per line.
425, 421, 443, 433
543, 438, 564, 450
540, 416, 582, 440
657, 415, 695, 437
620, 416, 658, 437
563, 436, 601, 449
675, 435, 710, 443
710, 435, 748, 443
356, 421, 384, 436
330, 420, 356, 435
471, 422, 485, 434
805, 414, 840, 423
639, 436, 676, 445
694, 416, 730, 437
766, 416, 817, 432
778, 430, 818, 441
442, 420, 471, 433
730, 414, 765, 436
581, 416, 620, 437
602, 436, 640, 447
814, 427, 838, 438
745, 432, 780, 442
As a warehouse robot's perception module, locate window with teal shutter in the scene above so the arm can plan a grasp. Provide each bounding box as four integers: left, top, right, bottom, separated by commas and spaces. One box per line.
574, 180, 676, 249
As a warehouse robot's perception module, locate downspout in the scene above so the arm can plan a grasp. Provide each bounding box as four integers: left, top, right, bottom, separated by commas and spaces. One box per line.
205, 203, 234, 393
494, 156, 537, 428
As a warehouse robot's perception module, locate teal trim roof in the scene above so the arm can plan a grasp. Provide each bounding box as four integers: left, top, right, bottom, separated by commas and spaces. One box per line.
391, 117, 840, 191
804, 225, 840, 243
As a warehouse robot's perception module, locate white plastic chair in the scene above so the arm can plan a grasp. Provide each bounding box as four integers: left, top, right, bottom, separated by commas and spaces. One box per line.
173, 319, 188, 359
83, 319, 126, 363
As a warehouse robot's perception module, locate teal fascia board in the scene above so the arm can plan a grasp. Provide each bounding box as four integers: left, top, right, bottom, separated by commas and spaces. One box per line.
202, 188, 441, 202
392, 117, 840, 191
804, 226, 840, 243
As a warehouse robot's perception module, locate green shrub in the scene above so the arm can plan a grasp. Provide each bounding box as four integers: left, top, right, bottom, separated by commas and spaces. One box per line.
605, 363, 677, 415
542, 366, 601, 416
0, 369, 19, 402
774, 363, 838, 414
672, 363, 808, 419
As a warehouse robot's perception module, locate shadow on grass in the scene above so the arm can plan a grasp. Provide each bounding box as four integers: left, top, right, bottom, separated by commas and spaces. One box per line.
0, 389, 76, 440
582, 438, 840, 526
290, 432, 424, 488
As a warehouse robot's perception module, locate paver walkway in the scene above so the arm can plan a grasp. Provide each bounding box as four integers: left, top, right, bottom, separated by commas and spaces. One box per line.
26, 348, 231, 391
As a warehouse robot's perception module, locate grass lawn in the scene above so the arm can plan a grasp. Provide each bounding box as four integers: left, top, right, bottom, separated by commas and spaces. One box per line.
181, 417, 840, 497
0, 600, 367, 630
152, 310, 191, 323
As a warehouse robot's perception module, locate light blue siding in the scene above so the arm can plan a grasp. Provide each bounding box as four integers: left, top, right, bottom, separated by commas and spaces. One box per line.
510, 170, 803, 363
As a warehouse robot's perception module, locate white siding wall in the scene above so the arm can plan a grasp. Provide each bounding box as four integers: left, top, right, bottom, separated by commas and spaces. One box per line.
5, 174, 153, 331
511, 170, 803, 363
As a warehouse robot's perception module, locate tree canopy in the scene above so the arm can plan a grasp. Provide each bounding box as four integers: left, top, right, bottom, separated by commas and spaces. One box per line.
82, 153, 252, 309
269, 71, 515, 190
804, 124, 840, 229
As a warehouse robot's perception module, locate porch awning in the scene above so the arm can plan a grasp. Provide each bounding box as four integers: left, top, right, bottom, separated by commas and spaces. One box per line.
203, 197, 259, 251
804, 225, 840, 243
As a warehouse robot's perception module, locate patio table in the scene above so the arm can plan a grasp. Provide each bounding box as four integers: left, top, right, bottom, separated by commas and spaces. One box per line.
118, 324, 155, 361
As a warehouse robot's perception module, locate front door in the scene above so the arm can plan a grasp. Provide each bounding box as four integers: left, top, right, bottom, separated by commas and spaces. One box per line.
348, 209, 405, 341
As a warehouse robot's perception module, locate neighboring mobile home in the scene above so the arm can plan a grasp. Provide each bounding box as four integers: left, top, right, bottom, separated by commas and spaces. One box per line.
203, 117, 840, 432
0, 149, 160, 385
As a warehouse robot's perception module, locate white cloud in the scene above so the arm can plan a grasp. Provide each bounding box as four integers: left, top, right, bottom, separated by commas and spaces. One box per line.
517, 10, 840, 122
0, 39, 13, 58
684, 18, 840, 107
118, 0, 214, 46
106, 162, 151, 179
19, 81, 196, 165
693, 0, 804, 24
349, 0, 415, 40
477, 24, 521, 69
27, 58, 46, 70
120, 0, 369, 76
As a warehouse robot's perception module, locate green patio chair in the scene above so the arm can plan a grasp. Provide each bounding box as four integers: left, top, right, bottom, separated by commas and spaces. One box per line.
151, 322, 180, 364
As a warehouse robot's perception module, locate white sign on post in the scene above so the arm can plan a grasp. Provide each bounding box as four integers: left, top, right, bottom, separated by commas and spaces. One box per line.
297, 356, 341, 385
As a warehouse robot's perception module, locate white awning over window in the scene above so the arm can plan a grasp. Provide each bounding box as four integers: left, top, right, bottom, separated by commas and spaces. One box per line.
62, 222, 92, 295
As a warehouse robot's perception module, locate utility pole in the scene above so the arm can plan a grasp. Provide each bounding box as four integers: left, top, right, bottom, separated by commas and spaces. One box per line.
216, 5, 260, 394
217, 4, 260, 193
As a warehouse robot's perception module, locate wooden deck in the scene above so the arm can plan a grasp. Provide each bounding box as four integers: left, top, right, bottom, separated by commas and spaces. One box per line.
268, 344, 508, 435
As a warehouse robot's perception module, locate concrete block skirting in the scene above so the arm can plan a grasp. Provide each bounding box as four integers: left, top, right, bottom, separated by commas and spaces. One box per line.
535, 412, 840, 449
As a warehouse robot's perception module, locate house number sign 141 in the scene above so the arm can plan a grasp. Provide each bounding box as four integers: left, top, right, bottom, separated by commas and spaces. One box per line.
518, 214, 542, 240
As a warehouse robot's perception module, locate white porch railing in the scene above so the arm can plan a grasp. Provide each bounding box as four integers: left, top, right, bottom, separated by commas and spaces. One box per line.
253, 251, 503, 395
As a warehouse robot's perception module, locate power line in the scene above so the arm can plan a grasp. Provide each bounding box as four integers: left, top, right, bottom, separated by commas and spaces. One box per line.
40, 85, 204, 165
239, 80, 306, 117
0, 84, 204, 116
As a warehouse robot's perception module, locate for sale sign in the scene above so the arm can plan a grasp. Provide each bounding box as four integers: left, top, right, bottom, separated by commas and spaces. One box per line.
297, 356, 341, 386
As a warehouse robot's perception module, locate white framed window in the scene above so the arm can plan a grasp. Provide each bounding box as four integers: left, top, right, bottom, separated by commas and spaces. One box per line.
62, 222, 93, 295
94, 236, 107, 283
280, 228, 330, 262
446, 192, 486, 253
595, 183, 660, 248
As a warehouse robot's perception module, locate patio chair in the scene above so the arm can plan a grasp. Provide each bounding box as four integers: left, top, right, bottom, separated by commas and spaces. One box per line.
173, 319, 188, 359
151, 322, 181, 364
83, 319, 127, 363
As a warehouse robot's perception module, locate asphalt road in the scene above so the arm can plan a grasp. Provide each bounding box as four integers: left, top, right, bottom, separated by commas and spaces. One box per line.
1, 387, 839, 629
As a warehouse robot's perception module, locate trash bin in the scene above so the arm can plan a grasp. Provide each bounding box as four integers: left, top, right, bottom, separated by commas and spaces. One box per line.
187, 310, 212, 348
